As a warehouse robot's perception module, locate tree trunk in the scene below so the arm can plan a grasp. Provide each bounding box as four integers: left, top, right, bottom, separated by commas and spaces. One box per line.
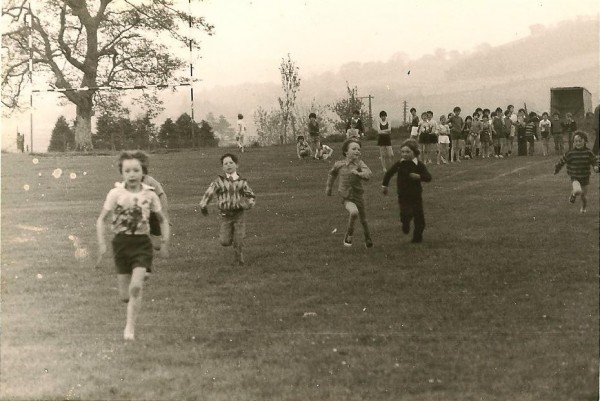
74, 97, 93, 151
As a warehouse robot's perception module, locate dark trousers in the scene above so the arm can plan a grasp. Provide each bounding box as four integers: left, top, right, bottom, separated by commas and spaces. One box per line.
526, 137, 535, 156
399, 197, 425, 238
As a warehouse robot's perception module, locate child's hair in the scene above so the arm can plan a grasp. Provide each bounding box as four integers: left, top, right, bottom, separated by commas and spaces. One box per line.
453, 106, 461, 113
528, 111, 537, 119
553, 111, 560, 117
495, 107, 503, 114
475, 107, 483, 114
421, 112, 427, 118
353, 110, 360, 116
542, 112, 549, 117
427, 110, 433, 116
464, 115, 473, 123
507, 104, 514, 110
566, 112, 573, 119
309, 112, 317, 119
440, 115, 447, 122
504, 110, 511, 117
297, 135, 305, 142
483, 108, 490, 115
237, 114, 243, 120
518, 108, 526, 114
400, 139, 420, 156
220, 153, 238, 164
410, 107, 416, 113
118, 150, 146, 174
341, 139, 361, 156
379, 110, 387, 118
473, 112, 480, 118
491, 111, 497, 118
573, 130, 588, 143
447, 113, 453, 119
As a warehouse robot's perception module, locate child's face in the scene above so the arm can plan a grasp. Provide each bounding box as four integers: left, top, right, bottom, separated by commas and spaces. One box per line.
310, 116, 316, 121
380, 115, 387, 121
573, 135, 585, 149
542, 115, 548, 120
553, 114, 559, 120
222, 156, 237, 174
454, 110, 461, 116
400, 146, 415, 161
121, 159, 143, 187
345, 142, 361, 161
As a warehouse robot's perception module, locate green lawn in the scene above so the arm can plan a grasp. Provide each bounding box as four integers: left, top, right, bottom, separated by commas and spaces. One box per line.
1, 141, 598, 401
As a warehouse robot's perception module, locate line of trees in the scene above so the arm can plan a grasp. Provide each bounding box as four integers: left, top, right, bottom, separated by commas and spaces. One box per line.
47, 112, 218, 152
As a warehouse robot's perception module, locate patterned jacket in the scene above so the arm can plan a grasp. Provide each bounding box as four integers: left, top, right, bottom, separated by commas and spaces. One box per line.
200, 175, 255, 214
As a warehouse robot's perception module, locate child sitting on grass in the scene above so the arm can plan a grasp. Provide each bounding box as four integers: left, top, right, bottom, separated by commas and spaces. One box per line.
296, 135, 311, 160
96, 151, 170, 341
554, 131, 599, 214
381, 139, 432, 243
326, 139, 373, 248
200, 153, 256, 265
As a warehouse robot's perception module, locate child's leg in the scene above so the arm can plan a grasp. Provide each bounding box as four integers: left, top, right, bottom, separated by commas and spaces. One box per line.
399, 200, 413, 234
357, 203, 371, 244
344, 201, 359, 242
124, 267, 146, 340
232, 212, 246, 264
412, 201, 425, 243
379, 147, 387, 171
219, 216, 234, 247
572, 180, 582, 196
580, 184, 588, 211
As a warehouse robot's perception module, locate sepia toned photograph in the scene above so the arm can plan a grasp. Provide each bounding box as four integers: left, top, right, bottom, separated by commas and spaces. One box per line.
1, 0, 599, 400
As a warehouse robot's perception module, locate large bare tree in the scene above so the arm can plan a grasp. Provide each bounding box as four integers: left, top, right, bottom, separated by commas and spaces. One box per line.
1, 0, 213, 150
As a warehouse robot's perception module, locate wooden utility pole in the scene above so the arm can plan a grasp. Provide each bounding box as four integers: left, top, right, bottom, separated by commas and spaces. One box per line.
403, 101, 408, 125
358, 95, 374, 129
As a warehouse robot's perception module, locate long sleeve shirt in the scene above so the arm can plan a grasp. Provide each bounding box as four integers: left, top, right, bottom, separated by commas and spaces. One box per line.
382, 159, 432, 201
555, 147, 597, 180
326, 159, 372, 199
200, 175, 255, 213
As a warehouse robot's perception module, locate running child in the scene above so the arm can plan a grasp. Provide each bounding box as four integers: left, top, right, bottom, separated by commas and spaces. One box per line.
96, 151, 170, 341
326, 139, 373, 248
377, 110, 393, 172
381, 139, 432, 243
135, 151, 170, 251
200, 153, 256, 265
554, 131, 599, 213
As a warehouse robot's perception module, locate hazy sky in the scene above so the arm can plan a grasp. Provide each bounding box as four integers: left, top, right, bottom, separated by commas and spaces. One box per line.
1, 0, 598, 151
196, 0, 599, 87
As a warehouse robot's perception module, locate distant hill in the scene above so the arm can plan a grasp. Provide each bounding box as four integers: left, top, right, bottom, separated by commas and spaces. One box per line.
187, 16, 598, 130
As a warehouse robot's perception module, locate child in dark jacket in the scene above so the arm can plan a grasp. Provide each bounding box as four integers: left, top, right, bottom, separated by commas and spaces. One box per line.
382, 139, 432, 243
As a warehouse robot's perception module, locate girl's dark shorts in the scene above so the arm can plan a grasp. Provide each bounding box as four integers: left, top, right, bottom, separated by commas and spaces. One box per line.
377, 134, 392, 146
572, 177, 590, 186
112, 234, 153, 274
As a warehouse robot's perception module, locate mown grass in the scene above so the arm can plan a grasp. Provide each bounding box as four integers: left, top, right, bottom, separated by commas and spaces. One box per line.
1, 140, 598, 401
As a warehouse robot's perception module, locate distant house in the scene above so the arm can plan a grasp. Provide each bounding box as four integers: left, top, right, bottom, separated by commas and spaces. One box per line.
550, 87, 592, 120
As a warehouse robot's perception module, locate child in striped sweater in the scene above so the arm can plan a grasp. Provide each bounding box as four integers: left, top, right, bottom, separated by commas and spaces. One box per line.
326, 139, 373, 248
200, 153, 256, 265
554, 131, 599, 214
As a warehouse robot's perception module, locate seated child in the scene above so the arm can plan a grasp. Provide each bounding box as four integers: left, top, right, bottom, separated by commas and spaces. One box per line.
296, 135, 311, 159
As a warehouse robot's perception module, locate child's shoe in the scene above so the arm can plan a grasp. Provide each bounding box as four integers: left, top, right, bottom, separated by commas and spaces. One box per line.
411, 234, 423, 243
569, 194, 577, 203
343, 233, 353, 247
402, 222, 410, 235
365, 238, 373, 249
124, 325, 135, 341
580, 207, 587, 214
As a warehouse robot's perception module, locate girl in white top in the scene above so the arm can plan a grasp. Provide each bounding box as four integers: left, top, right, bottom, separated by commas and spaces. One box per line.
437, 115, 450, 164
236, 114, 246, 153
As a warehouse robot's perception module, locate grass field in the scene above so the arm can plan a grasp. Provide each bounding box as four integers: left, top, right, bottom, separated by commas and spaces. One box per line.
1, 140, 598, 401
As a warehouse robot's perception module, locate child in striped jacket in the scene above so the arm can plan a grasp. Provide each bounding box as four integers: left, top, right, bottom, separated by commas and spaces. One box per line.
554, 131, 599, 214
200, 153, 256, 265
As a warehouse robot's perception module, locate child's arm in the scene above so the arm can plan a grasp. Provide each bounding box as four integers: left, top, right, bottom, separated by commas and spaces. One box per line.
381, 162, 399, 194
242, 180, 256, 209
199, 180, 218, 214
411, 163, 432, 182
325, 164, 340, 196
96, 208, 110, 257
554, 154, 567, 174
297, 144, 302, 159
353, 161, 372, 180
154, 209, 170, 257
